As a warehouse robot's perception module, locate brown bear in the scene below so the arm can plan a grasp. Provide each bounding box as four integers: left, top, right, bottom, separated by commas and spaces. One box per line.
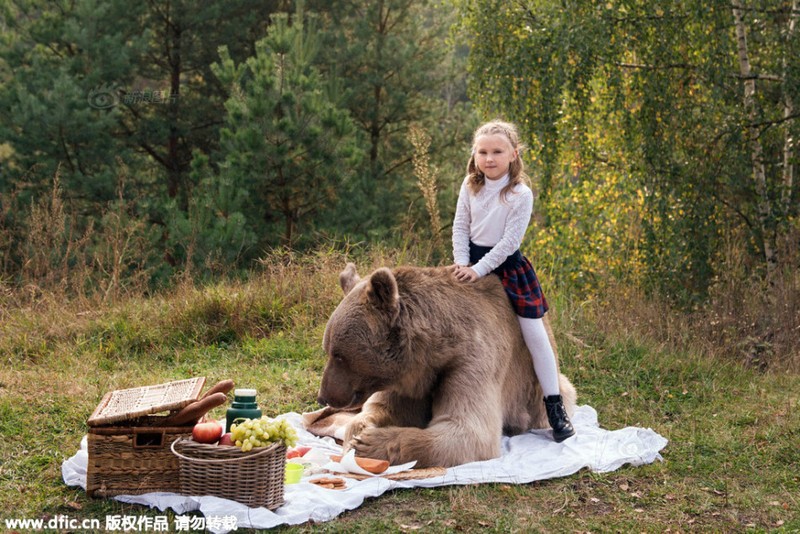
317, 263, 577, 468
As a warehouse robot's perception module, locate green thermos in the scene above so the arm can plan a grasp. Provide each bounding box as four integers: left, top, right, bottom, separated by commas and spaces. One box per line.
225, 388, 262, 433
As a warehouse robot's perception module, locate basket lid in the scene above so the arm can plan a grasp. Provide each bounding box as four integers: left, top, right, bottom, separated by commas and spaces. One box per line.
87, 377, 206, 427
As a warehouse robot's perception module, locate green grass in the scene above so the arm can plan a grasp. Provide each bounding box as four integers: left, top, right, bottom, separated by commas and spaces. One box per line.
1, 258, 798, 533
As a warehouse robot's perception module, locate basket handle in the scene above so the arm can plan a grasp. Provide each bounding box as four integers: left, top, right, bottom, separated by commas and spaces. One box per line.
170, 438, 283, 464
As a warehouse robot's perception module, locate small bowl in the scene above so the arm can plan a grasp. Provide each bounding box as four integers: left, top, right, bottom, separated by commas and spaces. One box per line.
285, 462, 304, 484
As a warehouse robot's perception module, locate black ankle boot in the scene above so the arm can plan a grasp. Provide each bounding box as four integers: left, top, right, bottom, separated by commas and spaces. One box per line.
544, 395, 576, 442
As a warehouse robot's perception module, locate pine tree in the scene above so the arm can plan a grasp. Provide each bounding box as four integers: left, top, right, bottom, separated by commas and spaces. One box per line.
198, 5, 361, 250
0, 0, 282, 273
311, 0, 467, 240
0, 0, 281, 215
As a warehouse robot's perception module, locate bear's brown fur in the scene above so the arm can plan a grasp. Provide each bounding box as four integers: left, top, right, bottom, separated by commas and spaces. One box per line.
317, 263, 577, 468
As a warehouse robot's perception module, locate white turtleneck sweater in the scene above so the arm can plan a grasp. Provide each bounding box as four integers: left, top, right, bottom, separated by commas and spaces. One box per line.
452, 173, 534, 278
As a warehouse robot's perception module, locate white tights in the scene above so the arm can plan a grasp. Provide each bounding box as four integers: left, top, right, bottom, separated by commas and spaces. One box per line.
517, 316, 561, 397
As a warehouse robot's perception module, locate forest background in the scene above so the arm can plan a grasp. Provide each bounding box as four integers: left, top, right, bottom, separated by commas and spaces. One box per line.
1, 0, 798, 370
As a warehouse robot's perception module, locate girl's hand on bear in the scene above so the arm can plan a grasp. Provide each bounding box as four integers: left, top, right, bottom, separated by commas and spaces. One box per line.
453, 265, 479, 283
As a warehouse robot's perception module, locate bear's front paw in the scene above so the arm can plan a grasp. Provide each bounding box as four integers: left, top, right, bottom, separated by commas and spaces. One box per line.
343, 412, 378, 449
350, 427, 395, 462
350, 426, 441, 467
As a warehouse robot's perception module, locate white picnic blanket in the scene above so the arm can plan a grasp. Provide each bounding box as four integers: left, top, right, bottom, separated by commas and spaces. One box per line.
62, 405, 667, 533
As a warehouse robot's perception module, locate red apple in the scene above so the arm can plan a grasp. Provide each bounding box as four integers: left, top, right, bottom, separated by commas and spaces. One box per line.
192, 421, 224, 444
218, 432, 234, 446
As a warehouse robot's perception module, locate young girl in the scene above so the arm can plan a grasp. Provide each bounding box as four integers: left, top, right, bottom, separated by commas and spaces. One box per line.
451, 119, 575, 442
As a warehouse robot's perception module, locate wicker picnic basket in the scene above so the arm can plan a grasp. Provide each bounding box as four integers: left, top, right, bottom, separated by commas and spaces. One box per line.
171, 438, 287, 510
85, 377, 206, 497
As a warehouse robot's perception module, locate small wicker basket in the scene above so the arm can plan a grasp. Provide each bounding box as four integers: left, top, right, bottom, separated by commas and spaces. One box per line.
86, 378, 206, 497
171, 438, 287, 510
87, 422, 193, 497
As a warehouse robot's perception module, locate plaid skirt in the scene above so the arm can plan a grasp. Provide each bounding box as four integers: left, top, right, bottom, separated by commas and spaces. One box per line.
469, 242, 549, 319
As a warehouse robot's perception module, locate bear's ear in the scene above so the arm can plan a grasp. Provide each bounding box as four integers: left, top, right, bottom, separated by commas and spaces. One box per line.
339, 263, 361, 294
365, 268, 399, 322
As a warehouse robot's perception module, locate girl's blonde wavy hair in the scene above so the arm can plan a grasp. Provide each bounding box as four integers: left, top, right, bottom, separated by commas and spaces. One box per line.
466, 120, 529, 200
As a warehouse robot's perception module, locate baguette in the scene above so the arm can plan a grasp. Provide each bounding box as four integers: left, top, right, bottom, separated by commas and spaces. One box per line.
162, 392, 228, 426
201, 379, 235, 399
330, 454, 389, 474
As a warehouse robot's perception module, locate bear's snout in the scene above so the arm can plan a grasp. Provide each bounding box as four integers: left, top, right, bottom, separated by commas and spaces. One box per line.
317, 388, 364, 410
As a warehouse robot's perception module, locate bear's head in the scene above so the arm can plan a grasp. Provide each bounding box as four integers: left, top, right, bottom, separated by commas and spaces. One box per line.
317, 263, 403, 409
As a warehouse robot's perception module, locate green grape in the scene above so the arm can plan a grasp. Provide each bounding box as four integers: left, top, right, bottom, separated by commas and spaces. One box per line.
229, 416, 299, 451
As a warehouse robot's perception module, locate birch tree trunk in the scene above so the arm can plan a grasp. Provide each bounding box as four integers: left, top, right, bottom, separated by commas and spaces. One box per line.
781, 0, 798, 217
732, 1, 779, 279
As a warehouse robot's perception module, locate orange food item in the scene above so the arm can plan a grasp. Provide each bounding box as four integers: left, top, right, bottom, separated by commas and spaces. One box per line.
330, 454, 389, 474
286, 445, 312, 459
